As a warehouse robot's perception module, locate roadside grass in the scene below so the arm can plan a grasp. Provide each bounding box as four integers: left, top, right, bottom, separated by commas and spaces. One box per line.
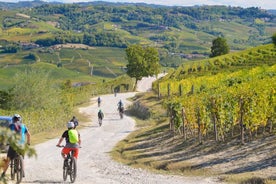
110, 91, 276, 184
31, 98, 96, 145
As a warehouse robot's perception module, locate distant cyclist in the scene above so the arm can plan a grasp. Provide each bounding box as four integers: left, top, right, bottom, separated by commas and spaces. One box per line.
117, 100, 124, 111
56, 122, 81, 159
98, 109, 104, 126
117, 100, 124, 118
1, 114, 31, 178
97, 97, 102, 107
70, 116, 79, 127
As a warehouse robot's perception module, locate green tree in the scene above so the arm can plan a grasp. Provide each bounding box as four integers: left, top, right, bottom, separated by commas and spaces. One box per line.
126, 44, 161, 90
210, 37, 230, 57
272, 32, 276, 46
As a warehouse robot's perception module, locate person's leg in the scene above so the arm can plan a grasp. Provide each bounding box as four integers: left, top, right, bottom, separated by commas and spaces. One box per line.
1, 157, 10, 177
1, 146, 16, 177
72, 148, 79, 159
61, 147, 71, 159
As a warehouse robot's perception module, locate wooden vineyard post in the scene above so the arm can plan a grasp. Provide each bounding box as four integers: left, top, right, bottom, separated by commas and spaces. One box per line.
196, 107, 202, 144
158, 82, 161, 99
167, 83, 171, 97
239, 97, 245, 145
181, 107, 187, 140
211, 98, 218, 142
179, 84, 182, 96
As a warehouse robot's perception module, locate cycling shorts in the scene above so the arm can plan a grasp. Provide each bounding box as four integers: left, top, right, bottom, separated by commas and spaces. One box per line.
7, 146, 18, 160
62, 147, 79, 159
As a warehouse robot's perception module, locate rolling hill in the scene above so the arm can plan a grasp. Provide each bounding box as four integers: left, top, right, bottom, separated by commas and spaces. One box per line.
0, 1, 275, 88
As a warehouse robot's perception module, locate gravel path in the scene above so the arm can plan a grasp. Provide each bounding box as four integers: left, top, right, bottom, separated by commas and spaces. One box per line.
22, 76, 222, 184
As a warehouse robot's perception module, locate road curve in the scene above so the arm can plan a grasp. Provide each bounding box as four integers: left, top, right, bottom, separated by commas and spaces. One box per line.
22, 77, 222, 184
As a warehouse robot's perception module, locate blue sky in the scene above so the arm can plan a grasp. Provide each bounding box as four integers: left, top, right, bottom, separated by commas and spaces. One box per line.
2, 0, 276, 10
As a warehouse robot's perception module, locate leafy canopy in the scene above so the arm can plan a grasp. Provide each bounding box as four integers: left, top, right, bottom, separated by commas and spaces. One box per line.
126, 44, 161, 90
210, 37, 230, 58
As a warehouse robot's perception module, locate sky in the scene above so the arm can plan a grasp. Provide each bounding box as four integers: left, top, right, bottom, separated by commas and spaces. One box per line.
2, 0, 276, 10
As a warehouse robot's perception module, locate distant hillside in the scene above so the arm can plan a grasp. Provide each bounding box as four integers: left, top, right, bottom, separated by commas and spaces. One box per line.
1, 2, 275, 52
268, 9, 276, 15
0, 1, 275, 73
0, 0, 61, 9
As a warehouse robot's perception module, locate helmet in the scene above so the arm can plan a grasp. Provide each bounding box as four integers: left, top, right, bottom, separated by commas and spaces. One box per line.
12, 114, 21, 123
67, 121, 75, 129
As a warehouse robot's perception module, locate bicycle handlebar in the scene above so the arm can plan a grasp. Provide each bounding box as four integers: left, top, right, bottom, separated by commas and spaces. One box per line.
56, 145, 65, 148
56, 145, 82, 148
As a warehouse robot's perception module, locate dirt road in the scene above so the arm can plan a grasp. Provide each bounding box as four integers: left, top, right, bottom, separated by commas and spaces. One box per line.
22, 76, 222, 184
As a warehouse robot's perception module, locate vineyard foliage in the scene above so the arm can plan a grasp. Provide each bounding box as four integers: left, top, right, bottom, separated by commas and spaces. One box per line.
153, 44, 276, 143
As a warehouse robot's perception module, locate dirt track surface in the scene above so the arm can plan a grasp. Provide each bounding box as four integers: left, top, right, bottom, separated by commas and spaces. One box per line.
22, 76, 222, 184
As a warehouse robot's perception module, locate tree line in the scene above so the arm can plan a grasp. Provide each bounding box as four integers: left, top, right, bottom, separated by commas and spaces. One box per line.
28, 4, 274, 32
34, 32, 127, 48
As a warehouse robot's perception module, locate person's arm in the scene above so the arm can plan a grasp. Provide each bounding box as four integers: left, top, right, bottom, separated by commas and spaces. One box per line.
26, 131, 31, 145
56, 131, 66, 146
56, 137, 64, 147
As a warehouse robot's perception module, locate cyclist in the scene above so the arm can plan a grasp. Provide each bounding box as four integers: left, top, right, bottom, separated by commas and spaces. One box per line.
70, 116, 79, 127
117, 100, 124, 112
56, 122, 81, 159
97, 97, 101, 107
98, 109, 104, 126
1, 114, 31, 178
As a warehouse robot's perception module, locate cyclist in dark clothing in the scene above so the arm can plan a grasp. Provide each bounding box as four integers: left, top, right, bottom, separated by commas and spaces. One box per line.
97, 97, 102, 107
117, 100, 124, 113
98, 110, 104, 126
70, 116, 79, 127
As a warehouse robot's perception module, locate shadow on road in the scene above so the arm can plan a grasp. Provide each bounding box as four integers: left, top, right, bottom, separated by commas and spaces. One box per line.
23, 180, 66, 183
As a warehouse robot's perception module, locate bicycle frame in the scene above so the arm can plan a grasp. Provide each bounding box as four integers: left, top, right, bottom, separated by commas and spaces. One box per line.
57, 146, 77, 183
10, 153, 24, 184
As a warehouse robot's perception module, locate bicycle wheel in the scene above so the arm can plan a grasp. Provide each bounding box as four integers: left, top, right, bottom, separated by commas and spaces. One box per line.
69, 157, 77, 183
63, 159, 68, 181
15, 155, 23, 184
120, 112, 123, 119
98, 118, 102, 126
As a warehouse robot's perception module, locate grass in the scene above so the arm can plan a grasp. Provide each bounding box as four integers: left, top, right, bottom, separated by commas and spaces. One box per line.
31, 99, 95, 145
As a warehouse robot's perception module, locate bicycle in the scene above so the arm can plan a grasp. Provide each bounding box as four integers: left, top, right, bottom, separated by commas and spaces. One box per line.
98, 117, 103, 126
10, 153, 24, 184
57, 145, 77, 183
118, 106, 124, 119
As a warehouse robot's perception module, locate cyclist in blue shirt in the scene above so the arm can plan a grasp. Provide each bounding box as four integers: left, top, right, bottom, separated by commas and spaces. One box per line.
1, 114, 31, 178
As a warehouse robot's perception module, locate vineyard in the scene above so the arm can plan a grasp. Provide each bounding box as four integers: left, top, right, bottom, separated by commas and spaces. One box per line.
153, 44, 276, 144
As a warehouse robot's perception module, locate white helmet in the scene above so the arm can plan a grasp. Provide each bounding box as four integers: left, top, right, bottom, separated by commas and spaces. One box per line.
12, 114, 21, 123
67, 121, 75, 129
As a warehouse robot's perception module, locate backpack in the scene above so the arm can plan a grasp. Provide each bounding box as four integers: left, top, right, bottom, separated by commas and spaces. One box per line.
9, 123, 21, 133
68, 129, 79, 144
